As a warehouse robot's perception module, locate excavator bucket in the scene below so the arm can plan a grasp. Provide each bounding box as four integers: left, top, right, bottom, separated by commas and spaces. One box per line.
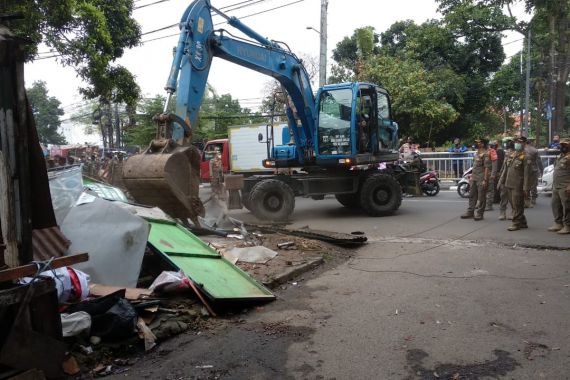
122, 140, 205, 223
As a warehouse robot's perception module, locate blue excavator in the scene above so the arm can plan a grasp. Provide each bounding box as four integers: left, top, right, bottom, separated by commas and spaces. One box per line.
123, 0, 404, 222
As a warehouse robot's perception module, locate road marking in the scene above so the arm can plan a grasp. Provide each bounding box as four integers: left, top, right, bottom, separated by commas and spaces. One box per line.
404, 199, 466, 203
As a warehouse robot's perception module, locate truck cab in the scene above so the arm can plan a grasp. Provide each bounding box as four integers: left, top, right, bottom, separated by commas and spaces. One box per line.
200, 139, 229, 182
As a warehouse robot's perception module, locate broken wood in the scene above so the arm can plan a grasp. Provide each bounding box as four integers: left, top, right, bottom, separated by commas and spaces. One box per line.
0, 253, 89, 283
89, 284, 152, 300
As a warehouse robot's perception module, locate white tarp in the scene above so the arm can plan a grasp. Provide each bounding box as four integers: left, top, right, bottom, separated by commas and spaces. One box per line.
61, 198, 149, 287
49, 166, 84, 225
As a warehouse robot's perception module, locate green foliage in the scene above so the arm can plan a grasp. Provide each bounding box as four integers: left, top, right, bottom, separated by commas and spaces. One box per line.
437, 0, 570, 136
362, 56, 460, 142
488, 53, 523, 112
2, 0, 141, 106
331, 13, 508, 144
26, 81, 67, 145
123, 95, 168, 147
201, 93, 266, 139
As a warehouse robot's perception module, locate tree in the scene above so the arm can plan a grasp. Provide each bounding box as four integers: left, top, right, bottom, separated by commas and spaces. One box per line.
330, 18, 505, 143
2, 0, 142, 107
362, 56, 460, 143
26, 81, 67, 145
201, 93, 265, 139
123, 95, 166, 148
259, 54, 319, 118
437, 0, 570, 135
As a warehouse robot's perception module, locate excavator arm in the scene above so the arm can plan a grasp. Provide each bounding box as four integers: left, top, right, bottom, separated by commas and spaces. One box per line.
165, 0, 316, 164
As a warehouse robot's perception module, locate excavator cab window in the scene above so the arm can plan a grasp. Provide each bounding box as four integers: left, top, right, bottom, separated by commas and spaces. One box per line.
376, 88, 398, 150
317, 88, 352, 155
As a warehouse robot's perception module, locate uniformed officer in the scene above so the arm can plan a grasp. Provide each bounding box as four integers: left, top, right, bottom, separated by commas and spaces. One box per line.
524, 137, 543, 208
548, 138, 570, 234
498, 136, 530, 231
461, 138, 492, 220
485, 140, 499, 210
498, 137, 514, 220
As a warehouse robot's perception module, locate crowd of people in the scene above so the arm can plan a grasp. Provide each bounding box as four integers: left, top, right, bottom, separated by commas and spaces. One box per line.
456, 135, 569, 233
397, 134, 569, 234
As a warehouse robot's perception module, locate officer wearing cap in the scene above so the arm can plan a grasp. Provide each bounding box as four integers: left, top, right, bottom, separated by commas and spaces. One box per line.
461, 138, 492, 220
524, 137, 543, 208
498, 136, 530, 231
548, 138, 570, 234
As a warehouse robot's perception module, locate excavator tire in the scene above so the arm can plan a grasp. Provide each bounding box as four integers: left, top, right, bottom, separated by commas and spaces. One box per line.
335, 193, 360, 208
359, 173, 402, 216
249, 179, 295, 221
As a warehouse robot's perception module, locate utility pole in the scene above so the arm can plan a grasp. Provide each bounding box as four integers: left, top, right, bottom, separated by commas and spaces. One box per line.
114, 101, 121, 149
519, 51, 524, 135
523, 29, 531, 137
318, 0, 328, 87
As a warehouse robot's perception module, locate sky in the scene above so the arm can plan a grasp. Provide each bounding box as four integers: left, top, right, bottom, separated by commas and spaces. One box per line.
24, 0, 528, 144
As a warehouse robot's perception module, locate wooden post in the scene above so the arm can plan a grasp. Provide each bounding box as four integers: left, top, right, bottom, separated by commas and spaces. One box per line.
0, 26, 33, 266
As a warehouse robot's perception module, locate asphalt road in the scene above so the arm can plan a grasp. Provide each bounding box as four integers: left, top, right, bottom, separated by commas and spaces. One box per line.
117, 190, 570, 380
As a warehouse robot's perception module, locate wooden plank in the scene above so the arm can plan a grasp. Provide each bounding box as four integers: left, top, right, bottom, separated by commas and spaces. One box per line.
0, 151, 18, 267
89, 284, 152, 300
0, 253, 89, 283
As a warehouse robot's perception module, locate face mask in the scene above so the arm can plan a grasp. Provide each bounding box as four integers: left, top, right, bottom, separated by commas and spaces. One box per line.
514, 143, 522, 151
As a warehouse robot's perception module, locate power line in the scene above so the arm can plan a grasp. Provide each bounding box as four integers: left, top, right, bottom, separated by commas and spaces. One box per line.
220, 0, 259, 10
214, 0, 305, 26
34, 0, 305, 59
134, 0, 171, 10
141, 23, 178, 36
221, 0, 268, 13
503, 37, 523, 46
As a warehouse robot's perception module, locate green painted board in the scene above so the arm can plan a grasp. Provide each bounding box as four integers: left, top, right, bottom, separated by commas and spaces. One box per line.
148, 222, 219, 257
147, 221, 274, 301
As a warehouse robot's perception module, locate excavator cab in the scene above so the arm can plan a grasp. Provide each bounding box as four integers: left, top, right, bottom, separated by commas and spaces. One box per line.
315, 82, 399, 166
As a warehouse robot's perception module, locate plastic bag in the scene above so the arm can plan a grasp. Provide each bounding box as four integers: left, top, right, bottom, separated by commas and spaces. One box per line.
149, 271, 191, 294
66, 289, 137, 340
20, 267, 90, 304
61, 312, 91, 337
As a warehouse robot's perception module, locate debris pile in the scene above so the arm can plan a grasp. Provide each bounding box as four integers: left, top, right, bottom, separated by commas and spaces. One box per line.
1, 163, 364, 379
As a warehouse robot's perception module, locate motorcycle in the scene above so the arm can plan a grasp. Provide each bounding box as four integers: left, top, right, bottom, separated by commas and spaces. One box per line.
397, 152, 440, 196
420, 170, 440, 196
456, 167, 472, 198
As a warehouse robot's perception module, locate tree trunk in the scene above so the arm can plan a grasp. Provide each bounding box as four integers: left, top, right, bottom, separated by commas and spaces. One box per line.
549, 4, 570, 136
535, 88, 542, 146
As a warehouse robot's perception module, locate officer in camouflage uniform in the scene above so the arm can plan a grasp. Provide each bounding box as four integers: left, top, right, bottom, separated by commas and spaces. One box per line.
485, 140, 499, 211
524, 138, 543, 208
461, 138, 492, 220
498, 136, 530, 231
548, 138, 570, 234
498, 137, 515, 220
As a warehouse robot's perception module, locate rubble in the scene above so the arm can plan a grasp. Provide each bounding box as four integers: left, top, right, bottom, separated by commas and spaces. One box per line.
0, 143, 361, 379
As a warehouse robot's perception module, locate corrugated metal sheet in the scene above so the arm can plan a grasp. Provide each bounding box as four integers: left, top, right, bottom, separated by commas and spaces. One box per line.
32, 227, 70, 261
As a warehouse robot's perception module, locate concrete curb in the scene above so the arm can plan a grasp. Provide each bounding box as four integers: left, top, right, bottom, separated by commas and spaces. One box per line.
262, 257, 324, 289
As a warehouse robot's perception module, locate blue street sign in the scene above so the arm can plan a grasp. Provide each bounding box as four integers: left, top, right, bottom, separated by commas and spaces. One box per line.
545, 101, 552, 120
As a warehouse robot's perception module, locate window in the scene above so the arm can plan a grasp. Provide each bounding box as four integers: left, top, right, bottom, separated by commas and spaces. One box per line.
377, 91, 390, 120
317, 89, 352, 155
376, 89, 397, 149
203, 143, 223, 161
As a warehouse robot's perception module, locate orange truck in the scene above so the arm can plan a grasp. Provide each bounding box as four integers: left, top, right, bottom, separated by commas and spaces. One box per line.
200, 124, 288, 182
